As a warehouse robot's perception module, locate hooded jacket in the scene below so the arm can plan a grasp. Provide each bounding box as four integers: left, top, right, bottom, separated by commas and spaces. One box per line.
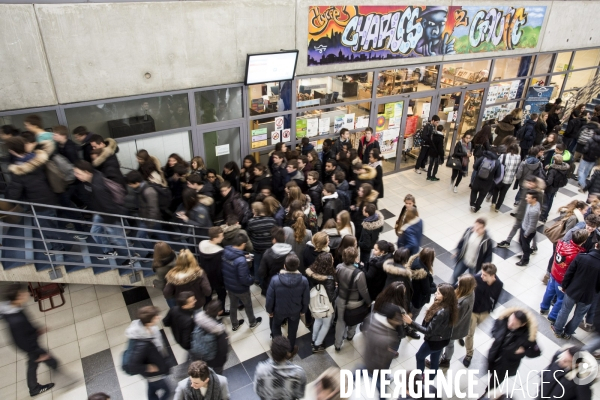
409, 254, 434, 310
487, 307, 541, 377
162, 306, 194, 350
305, 268, 336, 303
125, 319, 170, 378
545, 162, 570, 194
455, 227, 493, 273
396, 216, 423, 256
551, 239, 585, 284
582, 134, 600, 162
359, 211, 385, 251
92, 138, 126, 187
516, 156, 544, 185
221, 246, 253, 294
358, 135, 381, 163
472, 150, 501, 191
321, 192, 343, 226
519, 118, 537, 150
321, 228, 342, 252
259, 242, 293, 291
6, 147, 59, 206
493, 114, 520, 146
220, 224, 253, 252
163, 267, 212, 310
561, 249, 600, 304
266, 270, 310, 318
383, 258, 413, 302
539, 350, 593, 400
365, 253, 392, 300
247, 215, 277, 254
198, 241, 225, 289
564, 115, 588, 139
193, 311, 229, 370
0, 302, 41, 353
152, 251, 177, 290
134, 181, 161, 223
283, 227, 312, 270
473, 272, 503, 314
451, 291, 475, 340
307, 181, 323, 214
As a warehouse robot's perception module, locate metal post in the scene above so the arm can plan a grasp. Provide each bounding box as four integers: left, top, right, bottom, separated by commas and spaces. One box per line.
121, 216, 140, 284
31, 205, 62, 280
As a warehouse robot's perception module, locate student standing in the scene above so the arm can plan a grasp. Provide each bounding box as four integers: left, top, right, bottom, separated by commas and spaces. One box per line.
414, 116, 440, 173
426, 125, 445, 181
395, 206, 423, 256
173, 360, 230, 400
306, 253, 337, 353
358, 204, 385, 265
357, 127, 381, 164
449, 132, 473, 192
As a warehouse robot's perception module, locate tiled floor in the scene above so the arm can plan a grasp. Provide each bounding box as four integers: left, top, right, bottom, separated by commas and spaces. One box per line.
0, 164, 599, 400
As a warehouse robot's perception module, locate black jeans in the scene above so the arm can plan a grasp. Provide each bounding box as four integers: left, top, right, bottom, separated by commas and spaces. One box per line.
271, 314, 300, 348
491, 182, 511, 209
27, 348, 58, 393
519, 229, 535, 263
451, 168, 464, 187
415, 146, 429, 170
427, 156, 439, 178
470, 188, 488, 210
147, 378, 171, 400
541, 191, 556, 220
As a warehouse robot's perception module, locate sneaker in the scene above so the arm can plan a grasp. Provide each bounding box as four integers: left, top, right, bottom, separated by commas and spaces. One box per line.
540, 309, 549, 315
431, 177, 440, 181
249, 317, 262, 329
30, 383, 55, 397
516, 259, 528, 266
548, 318, 556, 325
563, 333, 572, 340
497, 241, 510, 248
222, 310, 230, 316
73, 234, 88, 240
335, 346, 341, 352
439, 357, 450, 368
414, 169, 421, 174
550, 324, 562, 338
531, 246, 538, 254
121, 259, 135, 266
287, 345, 299, 359
458, 338, 465, 347
232, 320, 245, 331
312, 345, 325, 353
470, 206, 476, 213
426, 177, 432, 180
346, 335, 354, 341
420, 167, 427, 172
485, 194, 492, 202
514, 202, 519, 207
542, 273, 550, 285
453, 186, 458, 193
463, 356, 472, 367
510, 212, 516, 217
493, 207, 499, 213
539, 218, 547, 223
97, 250, 118, 260
578, 188, 585, 194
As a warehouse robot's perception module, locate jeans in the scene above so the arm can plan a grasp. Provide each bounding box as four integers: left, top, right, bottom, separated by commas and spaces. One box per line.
27, 348, 58, 393
415, 146, 429, 170
443, 339, 456, 361
136, 221, 169, 252
579, 160, 596, 188
36, 208, 65, 251
416, 341, 443, 376
514, 185, 522, 204
585, 292, 600, 325
540, 276, 564, 321
491, 182, 511, 209
466, 312, 489, 357
427, 156, 439, 178
451, 168, 464, 187
228, 290, 256, 328
272, 314, 300, 348
554, 293, 592, 335
519, 229, 535, 263
470, 188, 489, 211
582, 334, 600, 353
540, 191, 556, 220
335, 298, 358, 348
147, 378, 171, 400
91, 214, 128, 255
452, 260, 474, 284
312, 315, 333, 346
253, 253, 263, 285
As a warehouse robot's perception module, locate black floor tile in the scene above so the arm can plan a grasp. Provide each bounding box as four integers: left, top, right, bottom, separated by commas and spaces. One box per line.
381, 222, 394, 234
497, 289, 514, 305
458, 349, 488, 378
379, 208, 396, 220
492, 247, 516, 260
498, 204, 512, 213
558, 187, 577, 197
294, 351, 339, 383
294, 332, 314, 359
230, 383, 260, 400
432, 275, 444, 286
126, 298, 154, 321
159, 329, 177, 365
423, 241, 448, 257
82, 349, 115, 377
436, 252, 455, 268
421, 235, 433, 246
222, 363, 252, 392
241, 352, 270, 378
85, 369, 123, 400
122, 286, 150, 305
223, 345, 241, 370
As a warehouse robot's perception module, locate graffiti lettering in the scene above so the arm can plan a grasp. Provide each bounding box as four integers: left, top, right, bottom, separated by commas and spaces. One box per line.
341, 6, 423, 54
469, 7, 528, 50
309, 6, 355, 36
454, 9, 468, 27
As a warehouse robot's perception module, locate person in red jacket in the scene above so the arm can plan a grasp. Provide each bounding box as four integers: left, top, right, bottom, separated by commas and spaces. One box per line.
540, 229, 589, 323
357, 127, 380, 164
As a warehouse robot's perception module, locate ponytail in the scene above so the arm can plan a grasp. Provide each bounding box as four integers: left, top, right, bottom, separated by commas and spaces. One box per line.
292, 211, 306, 243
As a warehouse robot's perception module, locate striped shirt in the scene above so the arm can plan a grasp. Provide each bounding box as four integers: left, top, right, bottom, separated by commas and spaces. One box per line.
499, 153, 522, 185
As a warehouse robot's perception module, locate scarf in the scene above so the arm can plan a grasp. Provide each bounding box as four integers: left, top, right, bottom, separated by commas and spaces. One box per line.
182, 369, 221, 400
15, 152, 36, 165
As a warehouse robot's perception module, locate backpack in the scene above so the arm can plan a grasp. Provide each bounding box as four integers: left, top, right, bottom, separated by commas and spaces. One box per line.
51, 154, 75, 185
494, 155, 506, 185
477, 158, 495, 179
148, 183, 173, 211
515, 125, 527, 141
307, 203, 319, 233
552, 169, 568, 189
45, 160, 68, 193
121, 339, 137, 375
309, 281, 334, 318
233, 196, 253, 227
190, 325, 217, 361
103, 177, 126, 206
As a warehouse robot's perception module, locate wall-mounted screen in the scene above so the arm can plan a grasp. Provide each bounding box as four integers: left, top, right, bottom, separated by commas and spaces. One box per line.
245, 50, 299, 85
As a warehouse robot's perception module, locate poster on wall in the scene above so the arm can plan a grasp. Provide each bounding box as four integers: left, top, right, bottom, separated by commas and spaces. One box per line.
355, 115, 369, 129
404, 116, 419, 138
307, 118, 319, 137
296, 119, 307, 138
334, 116, 344, 133
275, 116, 284, 131
271, 131, 281, 143
522, 86, 554, 120
380, 128, 401, 159
251, 128, 268, 149
319, 117, 330, 134
282, 128, 291, 142
343, 113, 355, 130
307, 5, 547, 66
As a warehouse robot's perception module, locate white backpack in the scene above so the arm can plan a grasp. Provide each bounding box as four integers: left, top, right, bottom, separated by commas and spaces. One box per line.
309, 281, 333, 318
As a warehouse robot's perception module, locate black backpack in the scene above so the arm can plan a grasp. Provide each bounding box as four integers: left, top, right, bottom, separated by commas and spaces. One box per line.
233, 197, 253, 226
552, 169, 568, 189
515, 125, 527, 141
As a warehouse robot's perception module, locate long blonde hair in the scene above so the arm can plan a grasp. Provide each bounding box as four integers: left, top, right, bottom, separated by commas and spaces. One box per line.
336, 210, 352, 232
169, 249, 202, 275
291, 210, 307, 243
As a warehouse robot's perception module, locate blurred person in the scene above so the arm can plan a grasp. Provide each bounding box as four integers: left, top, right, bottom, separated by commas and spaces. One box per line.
175, 187, 212, 229
308, 367, 340, 400
151, 242, 177, 298
192, 300, 229, 374
52, 125, 79, 164
452, 218, 492, 283
162, 291, 196, 350
189, 156, 207, 179
221, 161, 240, 192
396, 206, 423, 256
23, 114, 52, 142
163, 249, 212, 310
89, 134, 127, 187
173, 360, 229, 400
72, 126, 93, 162
540, 154, 570, 222
539, 346, 593, 400
515, 191, 541, 266
578, 124, 600, 188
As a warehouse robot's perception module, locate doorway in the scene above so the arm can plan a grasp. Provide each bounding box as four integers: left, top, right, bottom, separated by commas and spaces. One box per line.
196, 123, 243, 173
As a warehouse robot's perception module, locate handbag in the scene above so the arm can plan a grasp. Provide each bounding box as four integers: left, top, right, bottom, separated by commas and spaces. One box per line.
446, 156, 462, 170
544, 218, 569, 244
343, 268, 371, 326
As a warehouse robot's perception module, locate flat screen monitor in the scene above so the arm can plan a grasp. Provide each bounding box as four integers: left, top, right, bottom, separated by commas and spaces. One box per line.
245, 50, 299, 86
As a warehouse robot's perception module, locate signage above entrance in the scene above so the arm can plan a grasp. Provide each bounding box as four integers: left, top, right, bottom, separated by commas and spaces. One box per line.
307, 5, 547, 66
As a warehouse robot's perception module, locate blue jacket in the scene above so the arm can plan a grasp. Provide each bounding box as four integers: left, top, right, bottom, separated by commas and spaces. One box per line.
221, 246, 254, 294
397, 217, 423, 256
266, 271, 310, 318
519, 119, 537, 150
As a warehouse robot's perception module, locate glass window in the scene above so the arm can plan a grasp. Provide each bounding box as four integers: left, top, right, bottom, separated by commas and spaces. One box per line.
564, 69, 598, 91
115, 131, 192, 171
248, 81, 292, 115
554, 52, 572, 72
64, 94, 190, 140
534, 54, 553, 75
548, 74, 566, 99
573, 49, 600, 70
377, 66, 438, 97
440, 60, 491, 88
195, 87, 242, 124
492, 56, 534, 81
399, 96, 433, 170
296, 103, 370, 138
487, 80, 526, 104
457, 89, 485, 137
375, 100, 404, 173
203, 127, 242, 172
296, 73, 373, 109
249, 115, 291, 149
483, 102, 517, 124
0, 110, 59, 132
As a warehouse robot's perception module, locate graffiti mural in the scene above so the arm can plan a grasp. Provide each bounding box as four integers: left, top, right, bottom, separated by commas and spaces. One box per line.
307, 5, 547, 66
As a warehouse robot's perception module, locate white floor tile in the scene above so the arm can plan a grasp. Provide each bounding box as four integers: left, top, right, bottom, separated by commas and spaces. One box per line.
72, 300, 101, 323
68, 287, 97, 306
78, 331, 110, 358
47, 325, 77, 349
43, 308, 74, 332
98, 293, 126, 314
101, 307, 131, 329
231, 335, 266, 362
75, 315, 105, 339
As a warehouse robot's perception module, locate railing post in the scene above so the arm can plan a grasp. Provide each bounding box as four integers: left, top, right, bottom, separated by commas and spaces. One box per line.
31, 205, 62, 280
121, 216, 140, 284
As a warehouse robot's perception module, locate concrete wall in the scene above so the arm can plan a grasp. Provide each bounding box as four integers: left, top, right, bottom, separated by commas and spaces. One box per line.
1, 0, 600, 111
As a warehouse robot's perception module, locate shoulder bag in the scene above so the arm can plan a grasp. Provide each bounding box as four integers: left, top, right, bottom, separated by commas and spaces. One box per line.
343, 268, 371, 326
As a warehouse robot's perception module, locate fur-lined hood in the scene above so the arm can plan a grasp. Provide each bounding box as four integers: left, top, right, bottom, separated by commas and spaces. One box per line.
382, 258, 412, 278
306, 267, 333, 282
408, 253, 428, 280
361, 189, 380, 204
92, 138, 118, 167
548, 162, 570, 172
198, 194, 214, 207
165, 267, 204, 285
496, 306, 538, 342
358, 165, 377, 181
399, 216, 421, 233
362, 210, 384, 231
8, 149, 49, 175
148, 155, 167, 185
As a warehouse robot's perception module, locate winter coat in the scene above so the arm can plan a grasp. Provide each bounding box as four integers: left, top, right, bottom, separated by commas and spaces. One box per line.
519, 119, 537, 150
176, 203, 212, 228
0, 302, 42, 353
382, 259, 413, 306
451, 292, 475, 340
198, 241, 225, 290
364, 254, 391, 300
164, 267, 212, 310
162, 306, 194, 350
56, 139, 80, 164
584, 168, 600, 194
283, 227, 312, 272
364, 312, 402, 374
534, 120, 547, 146
221, 246, 254, 294
266, 270, 310, 318
472, 150, 501, 191
336, 263, 371, 309
194, 311, 229, 370
544, 162, 570, 195
222, 190, 248, 226
430, 131, 445, 159
259, 242, 293, 292
396, 217, 423, 256
92, 138, 126, 187
174, 374, 230, 400
124, 320, 171, 378
564, 115, 588, 139
493, 115, 519, 146
254, 358, 307, 400
411, 308, 452, 342
369, 162, 384, 198
271, 162, 288, 201
250, 174, 272, 202
551, 240, 585, 284
81, 170, 126, 222
547, 113, 561, 133
358, 211, 385, 252
220, 224, 253, 252
135, 182, 161, 223
303, 242, 330, 273
305, 268, 336, 303
561, 249, 600, 304
487, 307, 541, 378
247, 216, 277, 254
355, 165, 377, 189
321, 193, 343, 226
409, 254, 434, 310
473, 273, 504, 314
582, 134, 600, 163
358, 136, 381, 163
332, 138, 350, 157
455, 227, 493, 273
152, 251, 177, 290
273, 205, 286, 227
336, 180, 352, 210
539, 351, 593, 400
6, 147, 59, 206
79, 133, 94, 162
139, 155, 167, 187
307, 182, 323, 214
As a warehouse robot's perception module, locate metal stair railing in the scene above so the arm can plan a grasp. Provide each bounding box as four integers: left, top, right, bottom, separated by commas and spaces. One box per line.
0, 198, 209, 283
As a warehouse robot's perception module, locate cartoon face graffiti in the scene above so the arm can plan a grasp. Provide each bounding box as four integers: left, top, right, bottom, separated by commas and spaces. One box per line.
415, 7, 456, 56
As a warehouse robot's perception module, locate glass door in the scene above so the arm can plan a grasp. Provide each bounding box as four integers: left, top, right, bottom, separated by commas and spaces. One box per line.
196, 122, 244, 174
375, 99, 405, 173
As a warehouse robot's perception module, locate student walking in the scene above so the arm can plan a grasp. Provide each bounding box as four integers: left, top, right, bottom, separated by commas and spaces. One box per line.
451, 218, 493, 284
306, 253, 337, 353
516, 191, 542, 266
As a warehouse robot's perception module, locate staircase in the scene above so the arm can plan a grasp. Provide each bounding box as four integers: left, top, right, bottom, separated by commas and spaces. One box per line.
0, 199, 208, 286
586, 95, 600, 113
